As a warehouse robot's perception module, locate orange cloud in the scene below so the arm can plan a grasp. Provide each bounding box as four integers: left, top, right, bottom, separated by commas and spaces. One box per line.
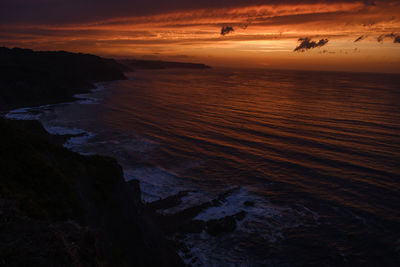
1, 1, 400, 72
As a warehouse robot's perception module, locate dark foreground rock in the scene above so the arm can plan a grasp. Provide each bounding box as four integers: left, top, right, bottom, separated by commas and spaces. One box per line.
144, 189, 249, 264
0, 118, 183, 267
205, 211, 247, 236
148, 188, 247, 236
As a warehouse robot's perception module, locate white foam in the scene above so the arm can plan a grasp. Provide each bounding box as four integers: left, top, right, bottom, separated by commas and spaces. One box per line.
92, 83, 106, 92
177, 231, 254, 267
5, 101, 74, 121
46, 126, 97, 155
73, 93, 101, 105
124, 167, 185, 202
5, 83, 108, 120
5, 107, 41, 120
160, 191, 211, 215
73, 83, 107, 104
194, 187, 250, 221
178, 185, 321, 254
63, 132, 95, 151
43, 125, 87, 136
174, 189, 321, 267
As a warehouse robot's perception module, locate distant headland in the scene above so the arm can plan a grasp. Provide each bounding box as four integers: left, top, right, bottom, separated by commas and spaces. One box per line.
0, 47, 210, 111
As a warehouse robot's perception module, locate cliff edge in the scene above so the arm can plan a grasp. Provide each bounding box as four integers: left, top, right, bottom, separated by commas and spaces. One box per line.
0, 118, 183, 266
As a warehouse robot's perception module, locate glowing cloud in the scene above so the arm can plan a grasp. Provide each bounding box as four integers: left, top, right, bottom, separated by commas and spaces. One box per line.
1, 0, 400, 72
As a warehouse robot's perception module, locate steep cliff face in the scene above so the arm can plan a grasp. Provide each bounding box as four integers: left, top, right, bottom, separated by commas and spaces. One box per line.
0, 118, 183, 267
0, 47, 129, 110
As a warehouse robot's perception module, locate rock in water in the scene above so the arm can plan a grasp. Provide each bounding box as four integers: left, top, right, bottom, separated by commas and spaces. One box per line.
206, 215, 237, 236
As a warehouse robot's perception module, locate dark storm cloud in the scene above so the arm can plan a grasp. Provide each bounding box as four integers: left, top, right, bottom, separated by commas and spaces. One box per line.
377, 33, 394, 43
364, 0, 376, 6
377, 33, 400, 43
294, 37, 329, 52
221, 26, 234, 36
354, 35, 367, 42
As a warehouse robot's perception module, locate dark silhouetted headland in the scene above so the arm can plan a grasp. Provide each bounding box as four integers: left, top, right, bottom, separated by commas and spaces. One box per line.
0, 47, 129, 110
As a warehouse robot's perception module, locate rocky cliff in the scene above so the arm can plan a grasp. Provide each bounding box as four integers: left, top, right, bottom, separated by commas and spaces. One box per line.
0, 47, 184, 266
0, 118, 183, 266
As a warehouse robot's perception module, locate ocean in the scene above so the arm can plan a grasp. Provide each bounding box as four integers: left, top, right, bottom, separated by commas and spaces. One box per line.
7, 68, 400, 266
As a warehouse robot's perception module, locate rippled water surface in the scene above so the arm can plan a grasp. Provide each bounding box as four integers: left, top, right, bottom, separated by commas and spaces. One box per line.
14, 68, 400, 266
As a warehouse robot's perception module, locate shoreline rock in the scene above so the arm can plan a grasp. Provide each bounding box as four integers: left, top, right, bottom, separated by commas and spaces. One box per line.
0, 112, 183, 267
147, 188, 247, 236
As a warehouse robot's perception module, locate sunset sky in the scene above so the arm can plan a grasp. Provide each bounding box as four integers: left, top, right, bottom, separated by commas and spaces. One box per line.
1, 0, 400, 73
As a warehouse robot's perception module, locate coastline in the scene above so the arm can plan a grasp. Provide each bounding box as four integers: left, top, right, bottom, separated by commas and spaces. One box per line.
0, 48, 186, 266
2, 79, 252, 266
6, 76, 253, 266
0, 47, 241, 266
